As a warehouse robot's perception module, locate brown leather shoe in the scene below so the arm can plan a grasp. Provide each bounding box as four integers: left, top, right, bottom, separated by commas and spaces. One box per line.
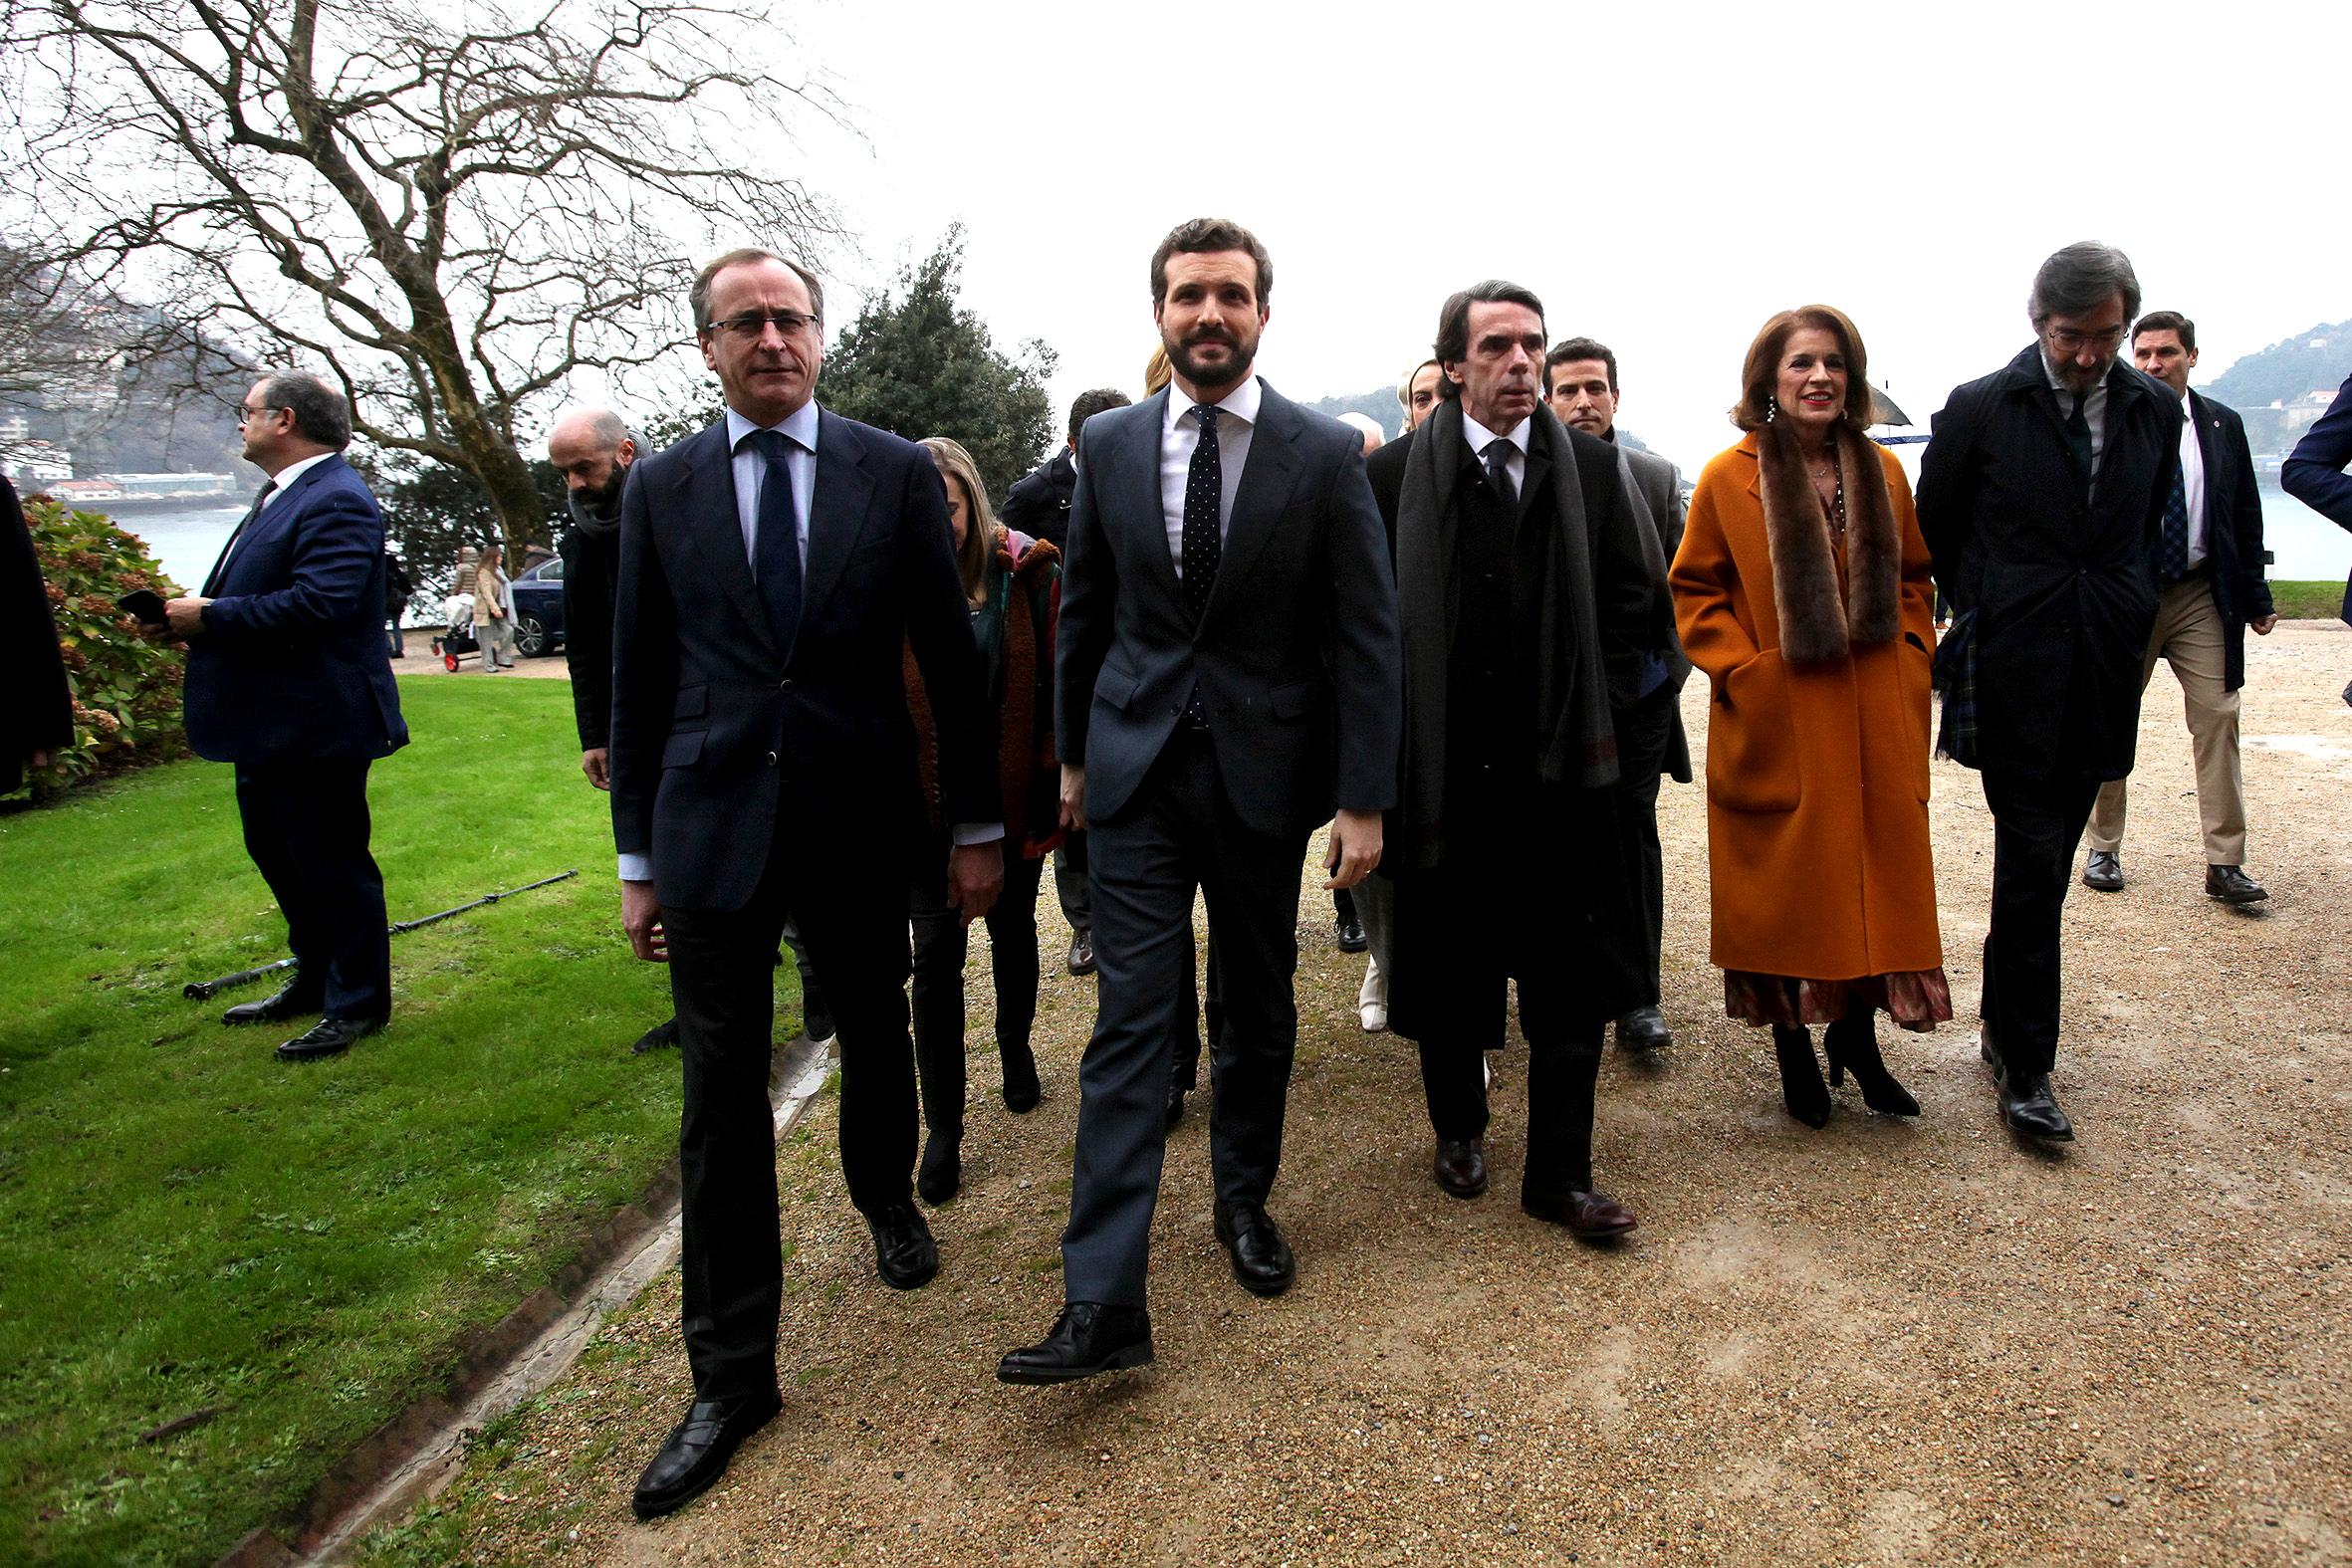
1432, 1137, 1487, 1199
1521, 1187, 1637, 1238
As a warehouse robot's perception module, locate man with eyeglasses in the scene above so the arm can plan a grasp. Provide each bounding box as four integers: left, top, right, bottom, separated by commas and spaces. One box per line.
165, 372, 408, 1061
1917, 242, 2183, 1147
606, 248, 1001, 1518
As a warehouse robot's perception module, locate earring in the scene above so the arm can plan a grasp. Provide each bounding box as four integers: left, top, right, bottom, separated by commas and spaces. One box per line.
1764, 395, 1777, 424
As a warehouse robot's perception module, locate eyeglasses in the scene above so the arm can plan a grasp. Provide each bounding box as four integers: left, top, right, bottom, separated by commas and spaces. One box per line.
234, 403, 285, 425
2044, 325, 2128, 353
703, 310, 820, 339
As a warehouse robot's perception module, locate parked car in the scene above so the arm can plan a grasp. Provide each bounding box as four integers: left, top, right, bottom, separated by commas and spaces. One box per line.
508, 557, 567, 657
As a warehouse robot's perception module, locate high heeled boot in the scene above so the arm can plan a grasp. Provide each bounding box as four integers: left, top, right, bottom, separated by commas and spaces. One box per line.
1823, 1009, 1921, 1117
1772, 1024, 1830, 1128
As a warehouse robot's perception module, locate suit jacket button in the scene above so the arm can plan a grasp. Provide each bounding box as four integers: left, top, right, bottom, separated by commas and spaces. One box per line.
765, 751, 779, 767
779, 679, 792, 691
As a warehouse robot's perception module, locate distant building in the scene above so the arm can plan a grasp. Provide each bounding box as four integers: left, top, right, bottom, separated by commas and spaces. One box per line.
2282, 389, 2338, 437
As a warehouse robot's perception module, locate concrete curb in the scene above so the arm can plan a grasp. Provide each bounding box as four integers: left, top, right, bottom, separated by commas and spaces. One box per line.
213, 1035, 837, 1568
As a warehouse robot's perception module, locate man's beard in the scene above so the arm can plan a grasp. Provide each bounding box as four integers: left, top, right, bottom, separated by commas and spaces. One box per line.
1166, 327, 1257, 393
2049, 353, 2115, 393
568, 466, 628, 535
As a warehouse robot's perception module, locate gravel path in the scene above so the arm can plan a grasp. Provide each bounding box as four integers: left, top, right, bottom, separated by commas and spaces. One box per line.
366, 620, 2352, 1567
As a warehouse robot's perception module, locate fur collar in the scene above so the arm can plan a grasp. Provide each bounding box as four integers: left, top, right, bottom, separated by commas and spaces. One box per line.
1753, 419, 1901, 664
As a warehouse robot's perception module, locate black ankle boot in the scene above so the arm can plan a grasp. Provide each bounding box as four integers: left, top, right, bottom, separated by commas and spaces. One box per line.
1824, 1012, 1920, 1117
916, 1132, 961, 1205
1000, 1045, 1041, 1114
1772, 1024, 1830, 1128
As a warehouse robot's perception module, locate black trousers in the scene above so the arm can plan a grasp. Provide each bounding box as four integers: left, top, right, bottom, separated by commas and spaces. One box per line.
1980, 768, 2103, 1076
1610, 686, 1680, 1010
232, 758, 389, 1019
1166, 927, 1222, 1093
661, 819, 915, 1404
1061, 729, 1304, 1307
909, 838, 1046, 1140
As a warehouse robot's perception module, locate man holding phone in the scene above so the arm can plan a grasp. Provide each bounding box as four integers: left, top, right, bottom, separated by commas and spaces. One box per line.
164, 371, 409, 1060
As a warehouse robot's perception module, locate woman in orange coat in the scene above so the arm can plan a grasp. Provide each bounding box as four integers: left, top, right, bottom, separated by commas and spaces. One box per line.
1670, 306, 1949, 1127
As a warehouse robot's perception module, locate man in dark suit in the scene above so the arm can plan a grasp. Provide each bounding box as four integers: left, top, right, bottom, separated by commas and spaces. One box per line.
2282, 370, 2352, 707
1, 473, 72, 795
2081, 313, 2276, 902
164, 372, 409, 1061
1365, 287, 1659, 1232
1544, 336, 1693, 1054
998, 218, 1400, 1385
1917, 242, 2183, 1145
608, 248, 1001, 1517
1002, 386, 1135, 979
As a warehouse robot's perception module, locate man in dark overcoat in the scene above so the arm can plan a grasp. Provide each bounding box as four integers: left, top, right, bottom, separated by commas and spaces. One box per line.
1916, 242, 2183, 1145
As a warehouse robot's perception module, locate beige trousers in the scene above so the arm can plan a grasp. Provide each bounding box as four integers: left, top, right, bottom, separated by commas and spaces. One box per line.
2087, 575, 2245, 863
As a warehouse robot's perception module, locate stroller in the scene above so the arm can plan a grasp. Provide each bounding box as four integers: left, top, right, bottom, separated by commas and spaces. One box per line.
432, 591, 480, 671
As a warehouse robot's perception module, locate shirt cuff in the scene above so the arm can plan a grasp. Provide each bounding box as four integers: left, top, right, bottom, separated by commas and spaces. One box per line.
618, 853, 652, 882
950, 822, 1006, 846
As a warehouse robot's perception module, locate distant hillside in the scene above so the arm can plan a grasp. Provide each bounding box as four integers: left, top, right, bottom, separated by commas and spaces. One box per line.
1305, 385, 1652, 451
2204, 321, 2351, 456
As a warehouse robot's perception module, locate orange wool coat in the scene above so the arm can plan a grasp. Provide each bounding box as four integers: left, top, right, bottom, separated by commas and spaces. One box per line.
1669, 431, 1942, 981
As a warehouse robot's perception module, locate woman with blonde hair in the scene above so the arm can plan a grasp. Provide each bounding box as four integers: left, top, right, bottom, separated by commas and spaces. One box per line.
1670, 306, 1948, 1127
905, 436, 1064, 1201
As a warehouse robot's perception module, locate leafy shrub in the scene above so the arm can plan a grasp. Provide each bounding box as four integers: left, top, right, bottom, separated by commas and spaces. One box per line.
14, 497, 188, 798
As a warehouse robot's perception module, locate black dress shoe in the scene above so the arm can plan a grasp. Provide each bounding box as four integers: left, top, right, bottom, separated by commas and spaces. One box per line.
1066, 928, 1096, 978
1164, 1082, 1187, 1131
1521, 1186, 1638, 1238
2082, 850, 2123, 892
275, 1014, 385, 1061
1212, 1199, 1295, 1296
866, 1204, 939, 1289
1771, 1024, 1829, 1128
1615, 1006, 1673, 1052
997, 1302, 1154, 1386
1432, 1136, 1488, 1199
1334, 914, 1368, 953
2205, 864, 2268, 904
630, 1016, 680, 1054
916, 1135, 961, 1206
1982, 1031, 2075, 1142
1000, 1046, 1042, 1113
222, 981, 323, 1027
629, 1390, 782, 1519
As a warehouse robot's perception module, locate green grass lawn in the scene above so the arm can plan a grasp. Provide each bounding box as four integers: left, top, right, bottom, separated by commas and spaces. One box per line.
2269, 579, 2345, 619
0, 675, 811, 1564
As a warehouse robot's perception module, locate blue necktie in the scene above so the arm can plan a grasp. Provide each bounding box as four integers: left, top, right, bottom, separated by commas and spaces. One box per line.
743, 429, 803, 655
2159, 461, 2191, 585
1181, 405, 1222, 621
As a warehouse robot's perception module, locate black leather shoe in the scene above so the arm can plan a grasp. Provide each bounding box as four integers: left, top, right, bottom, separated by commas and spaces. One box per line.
1433, 1136, 1488, 1199
2082, 850, 2123, 892
997, 1302, 1154, 1386
222, 981, 323, 1027
1334, 914, 1368, 953
1000, 1047, 1042, 1114
1982, 1031, 2075, 1142
1615, 1006, 1673, 1052
2205, 864, 2268, 904
1164, 1082, 1187, 1131
275, 1014, 384, 1061
1521, 1186, 1638, 1238
866, 1204, 939, 1289
916, 1135, 961, 1206
630, 1016, 680, 1054
1212, 1199, 1295, 1296
1772, 1024, 1829, 1128
629, 1389, 782, 1519
1065, 928, 1096, 978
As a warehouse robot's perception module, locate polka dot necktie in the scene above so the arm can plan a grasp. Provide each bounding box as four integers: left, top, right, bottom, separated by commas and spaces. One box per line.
1181, 404, 1222, 620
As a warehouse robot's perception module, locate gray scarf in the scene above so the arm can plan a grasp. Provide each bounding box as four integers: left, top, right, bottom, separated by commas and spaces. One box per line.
1391, 400, 1621, 870
568, 483, 622, 540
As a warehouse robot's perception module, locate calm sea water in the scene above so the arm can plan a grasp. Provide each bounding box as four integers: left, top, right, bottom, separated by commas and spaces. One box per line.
106, 484, 2352, 603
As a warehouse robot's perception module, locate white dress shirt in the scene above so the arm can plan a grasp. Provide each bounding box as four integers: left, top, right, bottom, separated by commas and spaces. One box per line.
1160, 376, 1262, 574
1458, 408, 1529, 498
725, 400, 819, 567
2177, 390, 2208, 569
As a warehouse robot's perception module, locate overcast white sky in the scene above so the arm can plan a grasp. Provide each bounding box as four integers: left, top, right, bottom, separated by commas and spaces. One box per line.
772, 0, 2350, 474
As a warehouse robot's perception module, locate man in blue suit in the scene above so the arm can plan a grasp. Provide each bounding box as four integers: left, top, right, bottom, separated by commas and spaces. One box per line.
166, 371, 408, 1062
2281, 370, 2352, 707
998, 218, 1402, 1386
607, 248, 1001, 1518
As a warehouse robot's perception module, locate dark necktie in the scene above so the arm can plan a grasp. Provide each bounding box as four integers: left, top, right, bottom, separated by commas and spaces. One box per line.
1483, 437, 1518, 512
743, 429, 804, 655
1180, 404, 1222, 620
206, 479, 277, 589
2063, 390, 2094, 483
2159, 459, 2191, 585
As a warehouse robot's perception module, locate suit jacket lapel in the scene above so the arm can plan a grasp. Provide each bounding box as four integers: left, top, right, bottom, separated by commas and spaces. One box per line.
1121, 391, 1185, 606
1202, 381, 1299, 625
1519, 437, 1553, 525
203, 455, 343, 594
802, 408, 875, 648
671, 420, 775, 657
2190, 390, 2222, 528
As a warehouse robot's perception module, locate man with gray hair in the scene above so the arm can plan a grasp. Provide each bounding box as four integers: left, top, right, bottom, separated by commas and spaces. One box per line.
1917, 242, 2183, 1146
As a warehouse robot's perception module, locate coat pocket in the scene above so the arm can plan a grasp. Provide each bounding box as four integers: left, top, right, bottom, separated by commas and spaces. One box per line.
1900, 637, 1934, 801
660, 730, 706, 769
1706, 650, 1800, 812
